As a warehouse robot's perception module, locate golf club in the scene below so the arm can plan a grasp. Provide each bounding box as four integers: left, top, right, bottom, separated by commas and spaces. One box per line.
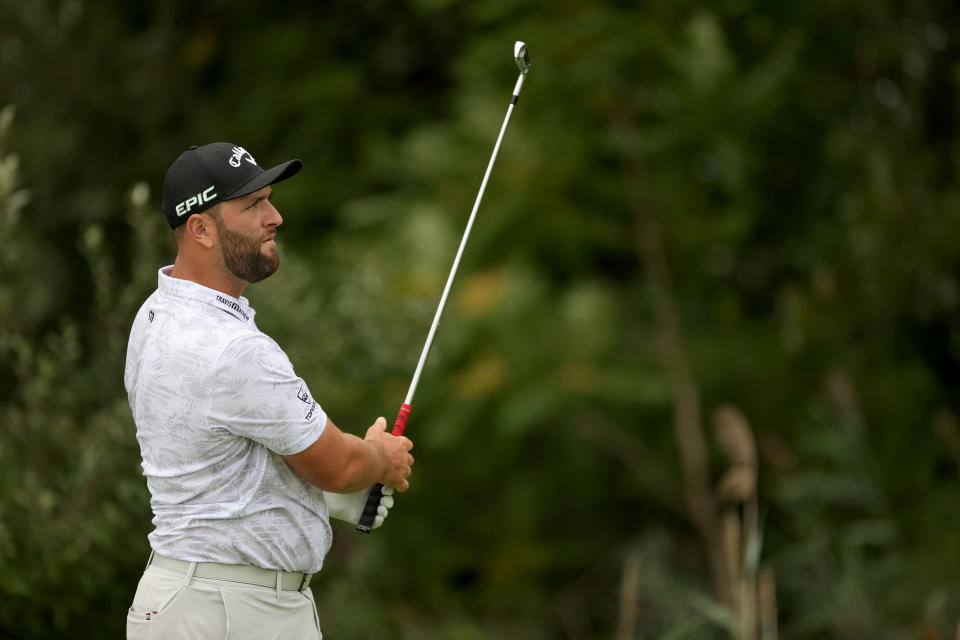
357, 41, 532, 533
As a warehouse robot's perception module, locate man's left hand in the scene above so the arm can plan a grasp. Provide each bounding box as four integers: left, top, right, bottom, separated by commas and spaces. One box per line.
324, 486, 395, 530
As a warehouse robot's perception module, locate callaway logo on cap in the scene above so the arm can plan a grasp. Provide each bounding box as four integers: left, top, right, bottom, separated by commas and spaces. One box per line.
161, 142, 302, 228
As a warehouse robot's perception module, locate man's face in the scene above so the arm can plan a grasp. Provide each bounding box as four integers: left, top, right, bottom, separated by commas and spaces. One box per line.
212, 186, 283, 284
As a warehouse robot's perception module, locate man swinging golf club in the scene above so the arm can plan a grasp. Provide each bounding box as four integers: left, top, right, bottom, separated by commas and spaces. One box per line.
125, 39, 530, 638
124, 142, 413, 639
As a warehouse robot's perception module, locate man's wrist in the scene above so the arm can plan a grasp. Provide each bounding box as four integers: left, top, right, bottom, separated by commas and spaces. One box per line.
364, 437, 387, 485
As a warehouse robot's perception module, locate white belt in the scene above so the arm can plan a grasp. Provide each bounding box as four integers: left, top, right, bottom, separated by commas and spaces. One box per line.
148, 552, 312, 592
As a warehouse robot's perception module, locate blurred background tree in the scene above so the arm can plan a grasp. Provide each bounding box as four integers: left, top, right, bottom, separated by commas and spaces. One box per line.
1, 0, 959, 638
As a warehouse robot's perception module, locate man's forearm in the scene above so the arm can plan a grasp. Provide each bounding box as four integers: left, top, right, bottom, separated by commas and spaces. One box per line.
283, 419, 385, 492
282, 417, 411, 493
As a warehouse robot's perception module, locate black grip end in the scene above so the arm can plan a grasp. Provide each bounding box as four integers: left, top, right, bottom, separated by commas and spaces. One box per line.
355, 483, 385, 533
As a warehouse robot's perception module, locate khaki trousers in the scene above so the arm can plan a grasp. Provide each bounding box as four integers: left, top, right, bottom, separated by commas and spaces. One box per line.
126, 564, 322, 639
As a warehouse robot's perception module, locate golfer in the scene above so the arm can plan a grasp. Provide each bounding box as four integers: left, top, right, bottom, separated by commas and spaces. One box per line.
124, 142, 414, 639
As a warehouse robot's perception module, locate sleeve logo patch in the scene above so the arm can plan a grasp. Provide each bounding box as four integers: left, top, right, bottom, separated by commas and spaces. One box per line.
297, 385, 310, 404
297, 384, 318, 421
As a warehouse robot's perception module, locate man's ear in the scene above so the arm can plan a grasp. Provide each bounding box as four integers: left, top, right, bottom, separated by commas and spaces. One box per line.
184, 212, 217, 249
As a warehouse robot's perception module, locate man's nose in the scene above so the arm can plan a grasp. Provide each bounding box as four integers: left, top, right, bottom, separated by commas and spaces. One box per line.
265, 201, 283, 227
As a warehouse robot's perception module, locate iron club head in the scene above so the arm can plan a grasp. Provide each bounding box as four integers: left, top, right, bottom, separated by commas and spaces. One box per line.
514, 41, 531, 75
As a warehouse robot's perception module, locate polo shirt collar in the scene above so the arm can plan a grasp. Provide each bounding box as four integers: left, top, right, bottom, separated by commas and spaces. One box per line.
157, 266, 257, 325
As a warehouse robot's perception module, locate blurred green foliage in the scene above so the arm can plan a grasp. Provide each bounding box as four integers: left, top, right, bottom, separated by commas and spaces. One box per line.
2, 0, 960, 638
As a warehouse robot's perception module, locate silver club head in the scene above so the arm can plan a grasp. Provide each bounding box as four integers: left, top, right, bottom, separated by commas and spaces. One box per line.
514, 41, 531, 75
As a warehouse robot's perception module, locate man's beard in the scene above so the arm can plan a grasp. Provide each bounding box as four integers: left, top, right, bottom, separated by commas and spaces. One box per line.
213, 217, 279, 283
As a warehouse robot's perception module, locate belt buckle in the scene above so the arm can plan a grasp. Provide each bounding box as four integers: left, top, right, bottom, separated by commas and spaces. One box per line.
298, 573, 308, 591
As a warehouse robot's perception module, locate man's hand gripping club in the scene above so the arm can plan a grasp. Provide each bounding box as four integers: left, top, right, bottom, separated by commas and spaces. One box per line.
364, 416, 415, 492
325, 417, 412, 528
283, 417, 414, 529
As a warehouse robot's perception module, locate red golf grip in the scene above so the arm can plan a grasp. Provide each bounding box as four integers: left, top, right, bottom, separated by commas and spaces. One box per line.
391, 403, 412, 436
356, 404, 412, 533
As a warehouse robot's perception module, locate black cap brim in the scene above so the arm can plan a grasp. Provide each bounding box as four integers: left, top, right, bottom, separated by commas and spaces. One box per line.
222, 158, 302, 201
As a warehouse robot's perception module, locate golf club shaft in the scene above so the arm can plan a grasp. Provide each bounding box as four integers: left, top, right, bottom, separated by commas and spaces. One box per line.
403, 72, 527, 411
356, 71, 528, 533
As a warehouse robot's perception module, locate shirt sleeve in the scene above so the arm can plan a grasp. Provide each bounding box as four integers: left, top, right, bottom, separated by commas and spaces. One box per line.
208, 332, 327, 455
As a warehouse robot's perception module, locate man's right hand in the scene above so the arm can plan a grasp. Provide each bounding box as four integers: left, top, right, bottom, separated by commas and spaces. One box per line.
364, 417, 414, 491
